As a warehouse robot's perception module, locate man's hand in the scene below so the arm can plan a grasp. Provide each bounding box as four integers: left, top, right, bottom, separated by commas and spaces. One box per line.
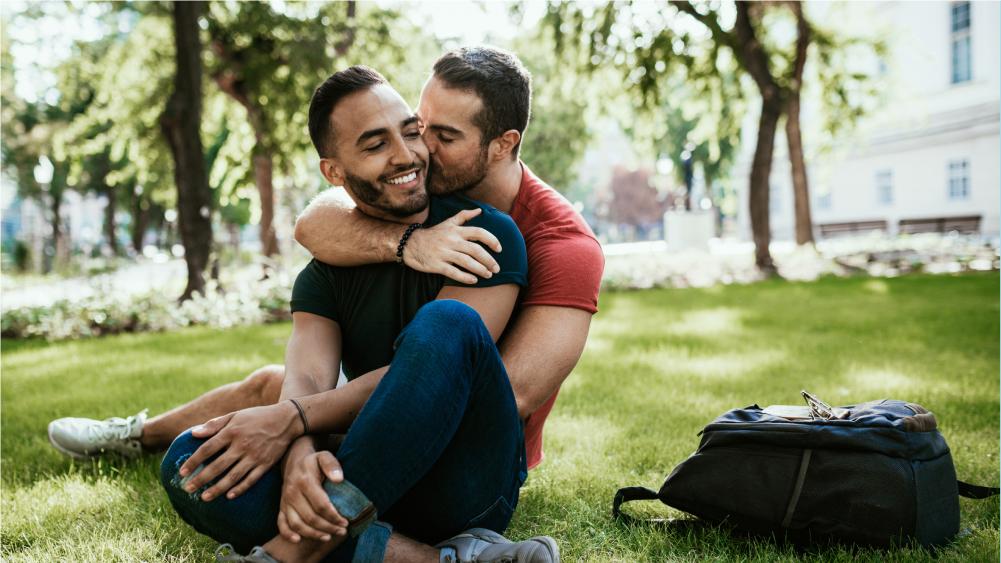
179, 402, 303, 501
405, 208, 502, 284
278, 439, 350, 543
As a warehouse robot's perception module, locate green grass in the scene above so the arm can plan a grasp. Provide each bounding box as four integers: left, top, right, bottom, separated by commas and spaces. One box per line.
2, 273, 998, 562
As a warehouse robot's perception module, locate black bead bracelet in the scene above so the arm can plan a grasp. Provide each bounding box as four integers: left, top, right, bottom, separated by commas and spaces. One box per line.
396, 222, 424, 264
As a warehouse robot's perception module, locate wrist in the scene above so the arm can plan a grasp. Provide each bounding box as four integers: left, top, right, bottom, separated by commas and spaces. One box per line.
395, 222, 424, 265
282, 435, 316, 472
282, 399, 308, 440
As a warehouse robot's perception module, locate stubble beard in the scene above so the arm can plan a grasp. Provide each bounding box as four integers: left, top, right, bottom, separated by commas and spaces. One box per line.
344, 172, 429, 219
427, 146, 489, 196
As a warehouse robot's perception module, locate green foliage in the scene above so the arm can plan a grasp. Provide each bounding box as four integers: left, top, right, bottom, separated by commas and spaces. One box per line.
2, 274, 998, 560
512, 32, 593, 192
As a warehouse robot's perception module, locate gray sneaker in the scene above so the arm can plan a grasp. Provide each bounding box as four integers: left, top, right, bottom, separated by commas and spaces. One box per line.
47, 410, 147, 459
214, 544, 279, 563
436, 528, 560, 563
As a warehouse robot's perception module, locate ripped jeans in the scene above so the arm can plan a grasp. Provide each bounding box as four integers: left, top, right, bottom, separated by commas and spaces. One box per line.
161, 300, 527, 562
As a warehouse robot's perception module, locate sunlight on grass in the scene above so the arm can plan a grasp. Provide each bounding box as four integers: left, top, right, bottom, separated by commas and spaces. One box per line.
863, 279, 890, 294
840, 367, 961, 397
2, 474, 129, 528
544, 414, 623, 473
639, 348, 785, 381
661, 307, 746, 338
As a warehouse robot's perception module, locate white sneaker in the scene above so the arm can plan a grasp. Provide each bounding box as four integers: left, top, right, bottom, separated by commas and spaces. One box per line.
436, 528, 560, 563
47, 409, 148, 459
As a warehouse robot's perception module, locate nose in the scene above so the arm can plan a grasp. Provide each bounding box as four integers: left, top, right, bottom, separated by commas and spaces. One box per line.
388, 134, 411, 166
421, 130, 437, 155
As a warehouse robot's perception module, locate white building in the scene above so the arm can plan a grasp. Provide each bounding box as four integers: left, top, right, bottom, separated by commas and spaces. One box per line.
735, 0, 1000, 241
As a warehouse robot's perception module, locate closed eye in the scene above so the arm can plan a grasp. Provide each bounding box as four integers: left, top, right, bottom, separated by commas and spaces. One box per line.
365, 141, 385, 152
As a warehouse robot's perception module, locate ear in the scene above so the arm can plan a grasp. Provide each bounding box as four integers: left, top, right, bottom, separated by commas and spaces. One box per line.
318, 158, 346, 187
489, 130, 521, 162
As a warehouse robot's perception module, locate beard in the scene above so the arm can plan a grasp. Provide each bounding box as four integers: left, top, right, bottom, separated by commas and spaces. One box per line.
344, 165, 429, 219
427, 145, 489, 196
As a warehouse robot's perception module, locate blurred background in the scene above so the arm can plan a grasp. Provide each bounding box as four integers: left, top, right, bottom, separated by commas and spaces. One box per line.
2, 1, 998, 337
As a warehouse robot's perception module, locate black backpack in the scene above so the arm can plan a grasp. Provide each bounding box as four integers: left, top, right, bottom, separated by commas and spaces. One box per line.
613, 397, 999, 547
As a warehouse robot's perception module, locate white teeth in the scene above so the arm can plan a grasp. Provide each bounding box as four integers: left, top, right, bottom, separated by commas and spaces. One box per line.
387, 172, 417, 185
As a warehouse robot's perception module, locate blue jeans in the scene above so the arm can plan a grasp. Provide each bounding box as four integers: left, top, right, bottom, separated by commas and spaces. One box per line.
161, 300, 527, 562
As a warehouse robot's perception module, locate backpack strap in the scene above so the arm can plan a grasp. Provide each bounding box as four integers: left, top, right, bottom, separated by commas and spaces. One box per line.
957, 480, 1000, 499
612, 486, 660, 519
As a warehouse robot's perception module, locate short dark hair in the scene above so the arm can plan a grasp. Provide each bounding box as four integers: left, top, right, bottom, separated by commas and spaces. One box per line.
308, 65, 387, 157
432, 46, 532, 157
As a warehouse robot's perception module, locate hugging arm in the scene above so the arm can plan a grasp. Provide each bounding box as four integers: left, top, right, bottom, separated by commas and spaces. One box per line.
293, 188, 503, 283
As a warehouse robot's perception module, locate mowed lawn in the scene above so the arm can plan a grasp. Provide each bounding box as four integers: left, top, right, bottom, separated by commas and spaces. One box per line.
2, 273, 998, 562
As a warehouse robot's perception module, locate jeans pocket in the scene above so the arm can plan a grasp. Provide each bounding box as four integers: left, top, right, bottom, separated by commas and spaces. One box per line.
462, 495, 516, 533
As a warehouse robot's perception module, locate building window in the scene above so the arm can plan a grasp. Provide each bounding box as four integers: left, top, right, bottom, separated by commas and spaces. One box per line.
948, 159, 970, 200
951, 1, 971, 84
875, 170, 893, 205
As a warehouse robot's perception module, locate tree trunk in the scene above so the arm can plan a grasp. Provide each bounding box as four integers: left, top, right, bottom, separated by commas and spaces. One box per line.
786, 92, 815, 246
787, 1, 815, 246
161, 0, 213, 300
131, 192, 149, 255
749, 99, 781, 275
254, 150, 279, 257
45, 190, 63, 274
103, 186, 118, 255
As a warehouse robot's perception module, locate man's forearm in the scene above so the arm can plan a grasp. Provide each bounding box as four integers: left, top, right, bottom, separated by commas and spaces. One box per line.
294, 366, 389, 435
294, 191, 404, 265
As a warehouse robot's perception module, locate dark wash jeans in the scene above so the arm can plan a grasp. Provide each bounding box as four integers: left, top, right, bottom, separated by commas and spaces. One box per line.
161, 300, 528, 562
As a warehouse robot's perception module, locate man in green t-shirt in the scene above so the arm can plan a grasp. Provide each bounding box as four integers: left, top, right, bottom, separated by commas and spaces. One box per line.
147, 68, 556, 563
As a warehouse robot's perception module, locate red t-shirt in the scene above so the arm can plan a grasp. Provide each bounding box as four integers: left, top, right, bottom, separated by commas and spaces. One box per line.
508, 164, 604, 469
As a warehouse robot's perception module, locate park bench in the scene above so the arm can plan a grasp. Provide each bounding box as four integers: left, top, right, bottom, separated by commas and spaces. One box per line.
898, 215, 981, 235
818, 220, 888, 238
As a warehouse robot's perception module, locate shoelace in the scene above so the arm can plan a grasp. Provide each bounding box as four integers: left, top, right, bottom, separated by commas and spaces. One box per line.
87, 415, 139, 443
214, 543, 240, 562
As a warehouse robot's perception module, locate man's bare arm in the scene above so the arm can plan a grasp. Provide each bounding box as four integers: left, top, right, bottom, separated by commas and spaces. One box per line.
498, 306, 593, 419
178, 312, 344, 497
293, 188, 503, 283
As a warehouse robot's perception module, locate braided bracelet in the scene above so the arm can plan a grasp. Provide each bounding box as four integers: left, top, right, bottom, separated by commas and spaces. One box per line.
289, 398, 310, 435
396, 222, 424, 265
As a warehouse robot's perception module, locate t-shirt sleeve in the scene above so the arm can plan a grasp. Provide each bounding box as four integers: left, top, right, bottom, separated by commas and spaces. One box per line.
520, 233, 604, 314
443, 210, 528, 289
290, 259, 341, 322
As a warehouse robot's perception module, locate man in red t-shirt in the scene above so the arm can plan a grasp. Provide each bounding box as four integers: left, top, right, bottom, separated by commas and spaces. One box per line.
295, 51, 603, 472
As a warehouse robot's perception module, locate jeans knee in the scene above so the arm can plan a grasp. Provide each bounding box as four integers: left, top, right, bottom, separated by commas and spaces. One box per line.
410, 300, 485, 341
160, 430, 204, 501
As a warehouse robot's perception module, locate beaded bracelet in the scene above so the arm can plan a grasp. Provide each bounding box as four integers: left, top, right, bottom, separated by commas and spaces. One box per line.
396, 222, 424, 264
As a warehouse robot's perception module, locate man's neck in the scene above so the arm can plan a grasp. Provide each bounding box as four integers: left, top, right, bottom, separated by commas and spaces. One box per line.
364, 206, 429, 226
464, 159, 523, 214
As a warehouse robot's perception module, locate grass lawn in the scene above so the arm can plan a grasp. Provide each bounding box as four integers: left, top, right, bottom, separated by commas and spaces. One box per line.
2, 273, 998, 562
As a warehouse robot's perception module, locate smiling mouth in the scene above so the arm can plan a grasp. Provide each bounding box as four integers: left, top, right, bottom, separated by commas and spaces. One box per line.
386, 171, 418, 185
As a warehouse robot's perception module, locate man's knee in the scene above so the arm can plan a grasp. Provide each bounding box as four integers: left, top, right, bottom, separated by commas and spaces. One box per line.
410, 300, 487, 343
160, 430, 203, 500
242, 364, 284, 404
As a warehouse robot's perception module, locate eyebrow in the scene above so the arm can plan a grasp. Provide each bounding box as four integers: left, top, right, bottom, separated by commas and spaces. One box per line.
426, 123, 463, 136
355, 115, 420, 146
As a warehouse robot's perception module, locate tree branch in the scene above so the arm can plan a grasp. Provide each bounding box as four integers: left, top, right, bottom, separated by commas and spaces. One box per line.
670, 1, 735, 51
788, 1, 811, 87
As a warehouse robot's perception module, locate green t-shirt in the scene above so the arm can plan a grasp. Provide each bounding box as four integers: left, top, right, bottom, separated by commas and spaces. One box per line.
290, 194, 527, 379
